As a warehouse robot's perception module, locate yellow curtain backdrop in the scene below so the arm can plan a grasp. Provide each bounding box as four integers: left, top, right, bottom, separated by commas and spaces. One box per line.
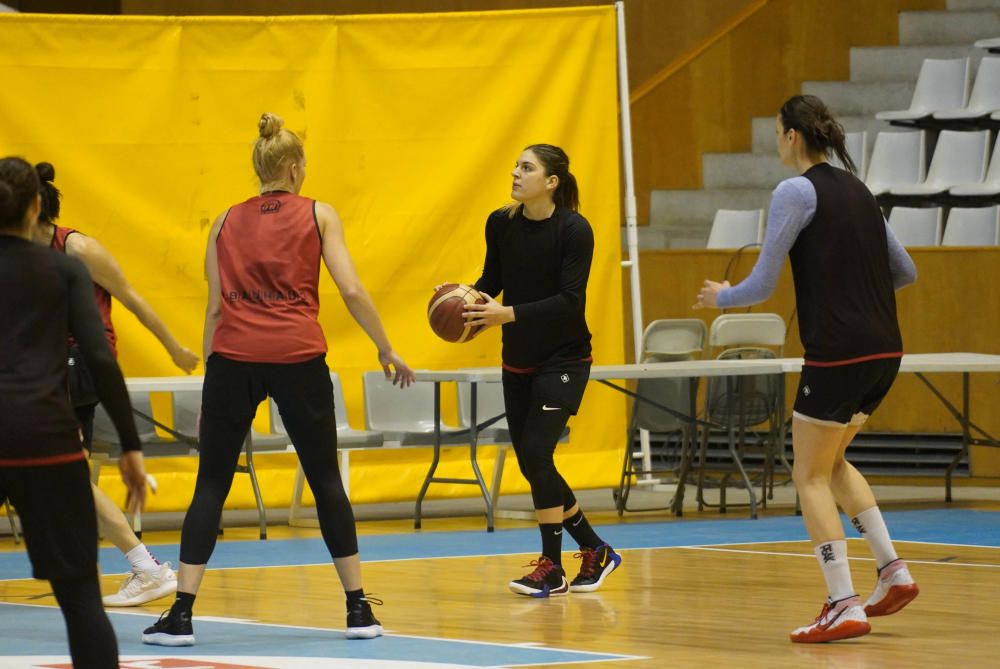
0, 7, 626, 512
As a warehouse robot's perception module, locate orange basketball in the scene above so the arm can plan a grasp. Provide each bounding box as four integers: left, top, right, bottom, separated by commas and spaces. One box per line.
427, 283, 487, 343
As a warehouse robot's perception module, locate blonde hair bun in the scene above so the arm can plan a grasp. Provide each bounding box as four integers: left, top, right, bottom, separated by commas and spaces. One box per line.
258, 113, 284, 139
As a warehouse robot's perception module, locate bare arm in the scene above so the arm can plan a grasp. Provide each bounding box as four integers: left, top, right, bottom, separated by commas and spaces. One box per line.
67, 233, 198, 373
202, 212, 226, 364
317, 202, 414, 387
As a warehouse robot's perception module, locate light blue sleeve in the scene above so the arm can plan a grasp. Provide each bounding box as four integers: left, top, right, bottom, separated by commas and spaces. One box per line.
885, 220, 917, 289
716, 177, 816, 309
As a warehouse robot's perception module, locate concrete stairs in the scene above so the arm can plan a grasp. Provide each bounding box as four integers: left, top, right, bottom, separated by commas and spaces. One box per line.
641, 0, 1000, 249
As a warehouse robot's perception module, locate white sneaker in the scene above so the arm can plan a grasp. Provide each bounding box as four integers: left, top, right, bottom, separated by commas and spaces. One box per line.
103, 562, 177, 607
864, 559, 919, 617
789, 596, 871, 643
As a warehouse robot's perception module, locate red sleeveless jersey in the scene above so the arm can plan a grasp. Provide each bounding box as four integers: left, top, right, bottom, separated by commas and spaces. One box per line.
211, 192, 327, 363
50, 225, 117, 355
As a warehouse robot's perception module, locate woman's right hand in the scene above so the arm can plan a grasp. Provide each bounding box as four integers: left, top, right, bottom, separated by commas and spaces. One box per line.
379, 349, 415, 388
118, 450, 148, 513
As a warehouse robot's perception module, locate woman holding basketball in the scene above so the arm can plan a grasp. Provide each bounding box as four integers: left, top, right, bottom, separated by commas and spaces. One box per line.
695, 95, 919, 643
142, 113, 414, 646
465, 144, 621, 597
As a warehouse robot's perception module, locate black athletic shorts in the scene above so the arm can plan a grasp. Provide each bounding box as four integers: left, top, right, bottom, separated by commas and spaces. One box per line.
0, 459, 98, 580
502, 361, 590, 415
793, 356, 901, 426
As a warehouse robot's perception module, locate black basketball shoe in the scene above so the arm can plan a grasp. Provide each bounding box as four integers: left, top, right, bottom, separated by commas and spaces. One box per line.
508, 557, 569, 598
569, 544, 622, 592
142, 608, 195, 646
346, 595, 384, 639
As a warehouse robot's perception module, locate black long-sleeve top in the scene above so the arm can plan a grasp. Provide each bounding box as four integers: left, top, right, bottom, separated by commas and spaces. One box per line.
473, 206, 593, 370
0, 235, 141, 465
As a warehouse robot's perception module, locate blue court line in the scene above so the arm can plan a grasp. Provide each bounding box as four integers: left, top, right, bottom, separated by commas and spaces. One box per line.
0, 508, 997, 580
0, 602, 638, 666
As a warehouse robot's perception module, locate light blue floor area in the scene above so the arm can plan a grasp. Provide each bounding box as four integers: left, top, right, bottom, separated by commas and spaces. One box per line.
0, 508, 997, 581
0, 602, 636, 665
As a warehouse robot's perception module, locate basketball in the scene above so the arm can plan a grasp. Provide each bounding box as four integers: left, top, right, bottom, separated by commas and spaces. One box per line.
427, 283, 487, 343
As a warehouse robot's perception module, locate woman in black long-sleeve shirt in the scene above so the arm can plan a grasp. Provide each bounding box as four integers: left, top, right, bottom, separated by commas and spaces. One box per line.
0, 157, 147, 668
465, 144, 621, 597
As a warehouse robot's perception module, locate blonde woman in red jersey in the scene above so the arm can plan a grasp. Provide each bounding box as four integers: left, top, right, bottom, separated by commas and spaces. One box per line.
142, 113, 414, 647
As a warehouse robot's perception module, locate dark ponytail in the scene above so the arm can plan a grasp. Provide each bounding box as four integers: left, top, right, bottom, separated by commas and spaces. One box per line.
779, 95, 856, 174
35, 161, 61, 223
0, 157, 40, 231
524, 143, 579, 212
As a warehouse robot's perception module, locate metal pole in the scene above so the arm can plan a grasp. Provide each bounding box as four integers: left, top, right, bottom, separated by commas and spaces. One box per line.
615, 1, 652, 478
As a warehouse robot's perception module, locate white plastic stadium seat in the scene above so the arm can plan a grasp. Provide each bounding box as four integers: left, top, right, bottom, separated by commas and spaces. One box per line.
875, 58, 970, 123
865, 131, 926, 196
974, 37, 1000, 53
890, 130, 990, 196
942, 206, 1000, 246
934, 57, 1000, 120
706, 209, 764, 249
950, 133, 1000, 198
887, 206, 943, 247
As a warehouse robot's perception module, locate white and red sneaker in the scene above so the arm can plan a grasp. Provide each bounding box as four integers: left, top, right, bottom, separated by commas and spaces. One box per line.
789, 596, 871, 643
864, 559, 919, 617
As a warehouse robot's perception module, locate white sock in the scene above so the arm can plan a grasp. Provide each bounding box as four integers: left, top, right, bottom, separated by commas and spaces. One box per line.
814, 540, 855, 602
125, 543, 159, 573
851, 506, 898, 569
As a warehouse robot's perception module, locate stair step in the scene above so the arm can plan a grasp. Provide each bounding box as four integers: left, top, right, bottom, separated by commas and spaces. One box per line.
649, 188, 773, 229
703, 152, 797, 189
850, 45, 981, 82
801, 80, 914, 116
899, 10, 1000, 46
948, 0, 1000, 10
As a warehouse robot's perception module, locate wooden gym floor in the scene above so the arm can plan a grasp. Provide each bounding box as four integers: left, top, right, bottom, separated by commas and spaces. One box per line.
0, 490, 998, 668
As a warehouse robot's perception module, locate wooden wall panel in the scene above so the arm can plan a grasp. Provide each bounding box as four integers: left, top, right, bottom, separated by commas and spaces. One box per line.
628, 248, 1000, 476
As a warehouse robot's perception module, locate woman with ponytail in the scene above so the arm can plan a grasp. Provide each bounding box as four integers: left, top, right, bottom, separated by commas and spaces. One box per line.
142, 113, 414, 646
31, 161, 196, 608
1, 156, 148, 667
695, 95, 920, 643
463, 144, 621, 598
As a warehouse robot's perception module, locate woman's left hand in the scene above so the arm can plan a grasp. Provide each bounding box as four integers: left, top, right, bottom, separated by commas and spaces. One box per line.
693, 280, 730, 309
464, 292, 515, 328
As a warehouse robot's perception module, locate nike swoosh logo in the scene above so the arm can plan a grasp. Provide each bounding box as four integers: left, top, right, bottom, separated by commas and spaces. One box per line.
554, 529, 563, 535
541, 405, 562, 411
599, 554, 608, 568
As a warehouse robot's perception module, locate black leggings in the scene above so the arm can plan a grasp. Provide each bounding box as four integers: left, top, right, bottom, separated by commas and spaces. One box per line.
502, 364, 589, 510
0, 460, 118, 667
52, 576, 119, 668
180, 354, 358, 564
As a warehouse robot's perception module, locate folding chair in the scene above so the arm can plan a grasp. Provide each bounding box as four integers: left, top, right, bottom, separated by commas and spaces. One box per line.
617, 318, 707, 515
287, 372, 385, 527
91, 389, 201, 538
363, 370, 467, 445
706, 209, 765, 249
696, 313, 788, 519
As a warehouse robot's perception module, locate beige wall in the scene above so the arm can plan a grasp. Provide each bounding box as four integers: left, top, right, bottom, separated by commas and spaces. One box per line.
630, 248, 1000, 476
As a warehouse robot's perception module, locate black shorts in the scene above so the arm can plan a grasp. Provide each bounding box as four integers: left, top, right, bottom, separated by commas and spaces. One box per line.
0, 459, 98, 581
502, 361, 590, 415
793, 356, 901, 426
